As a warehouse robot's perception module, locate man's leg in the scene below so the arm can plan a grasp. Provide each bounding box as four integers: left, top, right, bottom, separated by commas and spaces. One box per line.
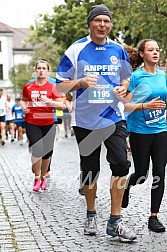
81, 160, 100, 236
104, 121, 136, 241
83, 183, 98, 236
107, 175, 137, 241
1, 121, 6, 145
9, 122, 15, 142
110, 176, 126, 215
73, 126, 100, 235
83, 183, 97, 211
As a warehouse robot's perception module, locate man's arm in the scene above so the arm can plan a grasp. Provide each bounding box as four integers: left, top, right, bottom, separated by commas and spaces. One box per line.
56, 79, 83, 93
56, 75, 98, 93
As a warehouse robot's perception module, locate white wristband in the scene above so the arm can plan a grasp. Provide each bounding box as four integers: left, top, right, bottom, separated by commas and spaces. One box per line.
79, 79, 83, 88
50, 100, 55, 106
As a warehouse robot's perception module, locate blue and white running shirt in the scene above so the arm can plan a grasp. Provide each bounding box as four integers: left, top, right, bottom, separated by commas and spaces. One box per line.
56, 35, 131, 130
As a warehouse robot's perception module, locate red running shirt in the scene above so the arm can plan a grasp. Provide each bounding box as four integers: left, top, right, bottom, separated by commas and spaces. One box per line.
22, 81, 61, 126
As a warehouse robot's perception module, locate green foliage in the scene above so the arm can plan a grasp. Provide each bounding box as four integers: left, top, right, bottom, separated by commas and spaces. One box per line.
28, 4, 88, 56
30, 37, 61, 72
9, 64, 33, 95
111, 0, 167, 61
10, 0, 167, 88
28, 0, 166, 60
28, 0, 114, 55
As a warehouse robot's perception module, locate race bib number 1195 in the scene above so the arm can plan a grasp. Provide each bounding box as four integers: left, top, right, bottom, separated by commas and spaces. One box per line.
88, 84, 114, 103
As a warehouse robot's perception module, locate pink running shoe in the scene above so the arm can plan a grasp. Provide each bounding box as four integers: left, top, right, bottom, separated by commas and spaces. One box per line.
41, 178, 48, 190
33, 178, 41, 191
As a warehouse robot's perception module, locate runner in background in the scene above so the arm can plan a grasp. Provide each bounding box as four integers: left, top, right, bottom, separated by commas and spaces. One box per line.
5, 93, 15, 142
21, 59, 65, 191
28, 62, 62, 178
0, 88, 7, 145
12, 97, 26, 145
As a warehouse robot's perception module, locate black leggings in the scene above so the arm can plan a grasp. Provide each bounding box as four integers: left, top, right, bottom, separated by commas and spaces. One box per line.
26, 122, 56, 159
127, 131, 167, 213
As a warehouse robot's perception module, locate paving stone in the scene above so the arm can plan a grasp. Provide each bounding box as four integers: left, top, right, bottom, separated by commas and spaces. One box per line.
0, 137, 167, 251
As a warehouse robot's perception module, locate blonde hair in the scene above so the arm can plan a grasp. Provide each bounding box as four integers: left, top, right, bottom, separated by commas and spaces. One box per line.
35, 59, 51, 71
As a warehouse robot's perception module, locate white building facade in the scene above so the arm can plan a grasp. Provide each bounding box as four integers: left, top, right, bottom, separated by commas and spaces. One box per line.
0, 22, 33, 91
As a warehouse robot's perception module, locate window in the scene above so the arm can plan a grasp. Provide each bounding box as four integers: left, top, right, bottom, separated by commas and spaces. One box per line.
0, 65, 3, 80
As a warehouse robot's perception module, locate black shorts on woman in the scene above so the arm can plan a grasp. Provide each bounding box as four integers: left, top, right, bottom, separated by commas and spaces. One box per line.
26, 122, 56, 159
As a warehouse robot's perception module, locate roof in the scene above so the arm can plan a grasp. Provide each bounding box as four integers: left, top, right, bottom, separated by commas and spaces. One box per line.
0, 22, 13, 33
0, 22, 33, 50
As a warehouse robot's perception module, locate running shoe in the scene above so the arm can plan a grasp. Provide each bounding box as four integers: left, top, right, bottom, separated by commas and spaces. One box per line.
1, 140, 5, 145
78, 188, 84, 196
6, 134, 8, 140
19, 140, 24, 145
148, 216, 165, 233
33, 178, 41, 191
84, 215, 98, 235
71, 128, 75, 136
106, 218, 137, 242
40, 178, 48, 190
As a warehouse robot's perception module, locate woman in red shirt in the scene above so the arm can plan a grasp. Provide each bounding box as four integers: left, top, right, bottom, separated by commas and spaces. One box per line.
21, 59, 65, 191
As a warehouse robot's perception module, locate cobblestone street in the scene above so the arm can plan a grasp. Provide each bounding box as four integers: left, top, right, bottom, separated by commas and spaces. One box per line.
0, 135, 166, 251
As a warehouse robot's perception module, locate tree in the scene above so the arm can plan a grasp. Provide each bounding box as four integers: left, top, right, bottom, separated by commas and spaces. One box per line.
29, 4, 88, 57
111, 0, 167, 61
9, 64, 33, 95
28, 0, 167, 62
9, 0, 166, 91
29, 37, 61, 73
